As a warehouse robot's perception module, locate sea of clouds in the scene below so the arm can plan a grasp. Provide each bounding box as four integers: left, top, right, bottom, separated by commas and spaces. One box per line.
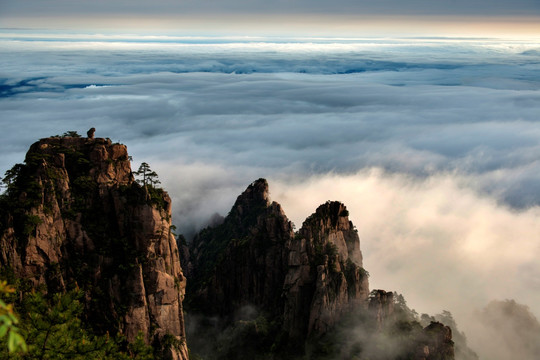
1, 34, 540, 358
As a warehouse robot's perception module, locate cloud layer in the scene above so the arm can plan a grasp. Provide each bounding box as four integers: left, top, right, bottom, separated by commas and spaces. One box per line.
271, 171, 540, 345
1, 36, 540, 357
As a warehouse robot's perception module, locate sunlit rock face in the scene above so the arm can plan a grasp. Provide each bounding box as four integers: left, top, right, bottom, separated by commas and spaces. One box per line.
0, 135, 188, 360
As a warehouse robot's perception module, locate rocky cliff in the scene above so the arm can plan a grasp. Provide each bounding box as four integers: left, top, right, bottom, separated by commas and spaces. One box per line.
184, 179, 371, 356
284, 200, 370, 342
0, 136, 188, 359
366, 290, 455, 360
184, 179, 459, 360
0, 134, 461, 360
187, 179, 293, 318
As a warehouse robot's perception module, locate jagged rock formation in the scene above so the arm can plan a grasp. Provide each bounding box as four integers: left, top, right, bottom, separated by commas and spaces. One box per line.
184, 179, 459, 360
0, 136, 188, 359
368, 289, 395, 331
284, 200, 369, 342
421, 322, 455, 360
184, 179, 370, 355
187, 179, 293, 317
0, 134, 460, 360
368, 290, 455, 360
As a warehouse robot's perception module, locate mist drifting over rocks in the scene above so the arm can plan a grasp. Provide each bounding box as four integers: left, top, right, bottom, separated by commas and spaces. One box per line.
469, 300, 540, 360
2, 34, 540, 358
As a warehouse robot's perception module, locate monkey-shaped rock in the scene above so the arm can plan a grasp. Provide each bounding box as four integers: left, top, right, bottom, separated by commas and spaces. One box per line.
87, 127, 96, 139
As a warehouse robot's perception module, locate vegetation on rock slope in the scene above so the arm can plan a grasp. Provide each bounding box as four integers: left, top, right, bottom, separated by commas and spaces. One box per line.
0, 133, 187, 359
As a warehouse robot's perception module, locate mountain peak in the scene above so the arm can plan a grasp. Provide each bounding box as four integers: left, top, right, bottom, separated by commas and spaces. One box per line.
231, 178, 270, 217
27, 136, 133, 187
309, 200, 351, 229
238, 178, 269, 203
0, 133, 188, 359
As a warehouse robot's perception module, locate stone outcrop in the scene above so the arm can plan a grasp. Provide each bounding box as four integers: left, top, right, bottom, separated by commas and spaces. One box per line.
368, 289, 395, 331
185, 179, 370, 353
184, 179, 457, 360
421, 322, 455, 360
0, 135, 459, 360
369, 290, 455, 360
187, 178, 294, 317
0, 136, 188, 360
284, 201, 369, 341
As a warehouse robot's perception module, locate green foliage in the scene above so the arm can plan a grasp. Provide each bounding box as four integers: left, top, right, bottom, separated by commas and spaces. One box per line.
188, 349, 204, 360
0, 164, 24, 192
1, 163, 41, 204
62, 131, 81, 138
0, 286, 154, 360
0, 281, 26, 354
213, 315, 281, 360
307, 304, 428, 360
22, 214, 42, 236
393, 292, 417, 323
17, 289, 116, 359
313, 242, 325, 265
359, 267, 369, 279
73, 175, 95, 192
344, 259, 369, 289
313, 242, 340, 268
325, 243, 338, 258
0, 162, 45, 243
0, 139, 173, 358
161, 334, 184, 352
128, 333, 154, 360
131, 162, 168, 210
25, 152, 52, 167
146, 185, 166, 210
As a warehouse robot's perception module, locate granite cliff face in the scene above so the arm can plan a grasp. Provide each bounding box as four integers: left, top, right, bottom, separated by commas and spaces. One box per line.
284, 200, 370, 342
187, 179, 293, 317
368, 289, 395, 331
184, 179, 458, 360
184, 179, 371, 355
0, 136, 188, 359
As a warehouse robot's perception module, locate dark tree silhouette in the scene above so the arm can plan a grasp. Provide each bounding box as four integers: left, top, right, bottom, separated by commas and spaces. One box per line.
134, 162, 160, 187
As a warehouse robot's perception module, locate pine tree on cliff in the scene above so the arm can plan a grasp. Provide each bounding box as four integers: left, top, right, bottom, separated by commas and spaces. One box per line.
134, 162, 160, 187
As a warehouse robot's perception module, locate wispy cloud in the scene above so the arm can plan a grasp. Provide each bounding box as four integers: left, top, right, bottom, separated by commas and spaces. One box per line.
271, 171, 540, 340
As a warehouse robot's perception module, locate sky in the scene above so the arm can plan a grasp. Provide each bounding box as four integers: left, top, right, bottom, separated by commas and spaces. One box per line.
1, 1, 540, 358
1, 0, 540, 37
